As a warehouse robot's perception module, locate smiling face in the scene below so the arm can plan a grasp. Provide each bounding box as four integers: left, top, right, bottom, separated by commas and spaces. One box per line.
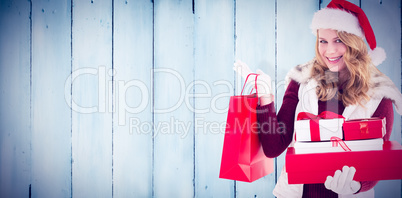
318, 29, 347, 72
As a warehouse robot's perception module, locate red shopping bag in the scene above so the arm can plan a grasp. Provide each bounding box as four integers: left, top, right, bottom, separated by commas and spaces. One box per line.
219, 73, 274, 182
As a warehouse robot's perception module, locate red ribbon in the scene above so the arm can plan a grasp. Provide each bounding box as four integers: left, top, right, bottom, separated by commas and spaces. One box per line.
330, 136, 351, 151
297, 111, 345, 141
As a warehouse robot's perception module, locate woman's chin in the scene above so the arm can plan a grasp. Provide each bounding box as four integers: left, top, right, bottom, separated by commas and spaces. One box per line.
328, 65, 340, 72
327, 63, 347, 72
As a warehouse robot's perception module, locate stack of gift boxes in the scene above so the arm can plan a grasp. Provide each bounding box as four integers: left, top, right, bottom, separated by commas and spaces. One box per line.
293, 111, 385, 154
286, 111, 402, 184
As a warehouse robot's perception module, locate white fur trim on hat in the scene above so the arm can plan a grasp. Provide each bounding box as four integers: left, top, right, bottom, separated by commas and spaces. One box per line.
369, 47, 386, 66
311, 8, 364, 38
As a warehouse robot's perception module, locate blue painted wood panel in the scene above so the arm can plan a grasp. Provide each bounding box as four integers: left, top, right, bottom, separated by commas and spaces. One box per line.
153, 0, 194, 197
71, 0, 113, 197
0, 0, 401, 197
113, 0, 153, 197
194, 0, 235, 197
0, 0, 31, 197
31, 0, 72, 197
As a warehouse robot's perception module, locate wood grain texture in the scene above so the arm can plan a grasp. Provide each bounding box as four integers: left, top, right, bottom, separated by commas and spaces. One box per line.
31, 0, 72, 197
194, 0, 235, 197
153, 0, 194, 197
113, 0, 153, 197
0, 0, 400, 197
72, 0, 113, 197
0, 0, 31, 197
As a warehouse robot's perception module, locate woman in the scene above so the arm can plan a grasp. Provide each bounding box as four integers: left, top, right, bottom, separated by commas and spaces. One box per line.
234, 0, 402, 197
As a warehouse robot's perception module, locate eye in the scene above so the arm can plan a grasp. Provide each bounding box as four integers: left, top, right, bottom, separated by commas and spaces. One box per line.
319, 40, 328, 44
335, 39, 343, 43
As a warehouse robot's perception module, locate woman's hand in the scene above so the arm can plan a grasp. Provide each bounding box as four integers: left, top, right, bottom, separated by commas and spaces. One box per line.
233, 60, 273, 104
324, 166, 361, 195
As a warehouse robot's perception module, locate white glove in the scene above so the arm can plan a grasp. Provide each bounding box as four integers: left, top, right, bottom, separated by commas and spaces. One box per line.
233, 60, 272, 98
325, 166, 361, 195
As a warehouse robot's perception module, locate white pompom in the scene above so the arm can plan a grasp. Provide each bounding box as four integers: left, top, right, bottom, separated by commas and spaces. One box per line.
368, 47, 386, 66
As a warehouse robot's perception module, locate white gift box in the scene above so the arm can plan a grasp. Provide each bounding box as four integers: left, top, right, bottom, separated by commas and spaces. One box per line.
295, 118, 344, 141
294, 138, 384, 154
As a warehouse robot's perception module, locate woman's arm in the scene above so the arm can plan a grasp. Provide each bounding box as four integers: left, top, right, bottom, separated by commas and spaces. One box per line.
357, 98, 394, 193
373, 98, 394, 141
257, 80, 300, 158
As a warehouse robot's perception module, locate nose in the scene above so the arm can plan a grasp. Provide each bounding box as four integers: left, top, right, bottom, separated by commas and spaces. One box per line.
326, 42, 337, 54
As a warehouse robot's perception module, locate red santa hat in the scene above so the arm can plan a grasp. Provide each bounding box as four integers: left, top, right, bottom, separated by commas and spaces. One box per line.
311, 0, 386, 66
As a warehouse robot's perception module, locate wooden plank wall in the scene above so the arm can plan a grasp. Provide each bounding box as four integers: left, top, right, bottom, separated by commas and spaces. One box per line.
31, 1, 72, 197
0, 1, 31, 197
0, 0, 401, 197
113, 1, 153, 197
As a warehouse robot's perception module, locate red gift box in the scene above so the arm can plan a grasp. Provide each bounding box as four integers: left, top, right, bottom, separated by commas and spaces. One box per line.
343, 118, 386, 140
286, 141, 402, 184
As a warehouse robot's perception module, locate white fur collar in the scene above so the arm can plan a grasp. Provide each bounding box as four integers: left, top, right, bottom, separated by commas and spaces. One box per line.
285, 59, 402, 115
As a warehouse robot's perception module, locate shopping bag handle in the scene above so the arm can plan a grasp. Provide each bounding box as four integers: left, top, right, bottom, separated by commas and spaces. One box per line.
241, 73, 259, 95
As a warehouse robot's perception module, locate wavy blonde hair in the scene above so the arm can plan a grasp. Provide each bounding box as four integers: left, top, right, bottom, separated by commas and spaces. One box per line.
312, 30, 380, 106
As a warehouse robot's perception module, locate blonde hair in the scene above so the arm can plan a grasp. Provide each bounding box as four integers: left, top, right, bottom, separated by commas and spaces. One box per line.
312, 30, 380, 106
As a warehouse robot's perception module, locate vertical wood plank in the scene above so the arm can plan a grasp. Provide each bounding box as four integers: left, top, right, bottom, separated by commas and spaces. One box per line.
153, 0, 194, 197
235, 0, 277, 197
72, 0, 113, 197
193, 0, 235, 197
0, 1, 31, 197
276, 0, 317, 182
113, 0, 153, 197
31, 0, 72, 197
362, 0, 401, 197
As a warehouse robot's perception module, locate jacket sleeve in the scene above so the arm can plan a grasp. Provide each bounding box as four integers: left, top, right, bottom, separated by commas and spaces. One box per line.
358, 98, 394, 193
257, 80, 300, 158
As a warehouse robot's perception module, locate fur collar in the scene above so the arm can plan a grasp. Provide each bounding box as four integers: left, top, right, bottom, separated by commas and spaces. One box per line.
285, 59, 315, 85
285, 59, 402, 115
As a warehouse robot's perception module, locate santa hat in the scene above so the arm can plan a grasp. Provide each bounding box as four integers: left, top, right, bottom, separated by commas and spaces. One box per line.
311, 0, 386, 66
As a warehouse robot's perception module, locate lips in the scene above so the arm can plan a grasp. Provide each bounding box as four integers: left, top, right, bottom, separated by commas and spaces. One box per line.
327, 56, 342, 63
